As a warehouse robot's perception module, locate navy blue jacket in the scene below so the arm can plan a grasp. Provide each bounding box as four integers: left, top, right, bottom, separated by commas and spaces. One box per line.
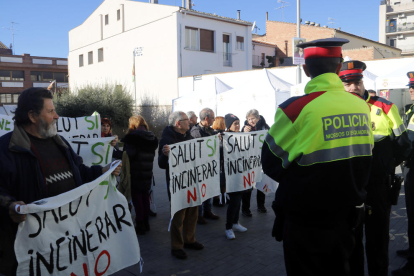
0, 125, 102, 275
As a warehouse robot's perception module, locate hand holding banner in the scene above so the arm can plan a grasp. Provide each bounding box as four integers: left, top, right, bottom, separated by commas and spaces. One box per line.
168, 136, 220, 218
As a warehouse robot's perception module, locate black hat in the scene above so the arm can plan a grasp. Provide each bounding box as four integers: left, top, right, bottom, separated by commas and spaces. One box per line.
339, 61, 366, 82
296, 38, 349, 59
225, 114, 239, 129
407, 72, 414, 87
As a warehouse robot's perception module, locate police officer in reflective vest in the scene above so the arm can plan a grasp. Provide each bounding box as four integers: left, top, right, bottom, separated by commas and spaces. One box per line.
393, 72, 414, 276
262, 38, 374, 276
340, 61, 411, 276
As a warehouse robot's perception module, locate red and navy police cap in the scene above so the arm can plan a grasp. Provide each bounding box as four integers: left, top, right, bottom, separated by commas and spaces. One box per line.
296, 38, 349, 59
339, 61, 366, 82
407, 72, 414, 87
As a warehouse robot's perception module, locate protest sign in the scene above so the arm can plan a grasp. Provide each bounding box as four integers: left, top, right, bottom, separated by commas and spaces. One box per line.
169, 136, 220, 218
0, 114, 13, 137
223, 130, 267, 193
15, 161, 140, 276
57, 114, 101, 139
255, 173, 279, 195
68, 137, 114, 167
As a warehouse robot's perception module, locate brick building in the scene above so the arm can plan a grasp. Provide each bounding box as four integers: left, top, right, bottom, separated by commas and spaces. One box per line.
253, 20, 401, 65
0, 43, 68, 105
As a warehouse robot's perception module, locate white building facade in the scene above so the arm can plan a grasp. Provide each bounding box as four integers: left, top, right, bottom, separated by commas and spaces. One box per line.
68, 0, 252, 106
379, 0, 414, 56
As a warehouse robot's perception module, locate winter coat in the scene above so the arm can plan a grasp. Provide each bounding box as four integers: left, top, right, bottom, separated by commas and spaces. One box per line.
0, 125, 103, 275
122, 130, 158, 191
158, 126, 193, 201
241, 115, 270, 132
102, 132, 123, 160
190, 123, 216, 138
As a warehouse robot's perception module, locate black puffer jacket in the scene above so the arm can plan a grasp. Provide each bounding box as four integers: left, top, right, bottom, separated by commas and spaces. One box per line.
122, 130, 158, 191
241, 115, 270, 132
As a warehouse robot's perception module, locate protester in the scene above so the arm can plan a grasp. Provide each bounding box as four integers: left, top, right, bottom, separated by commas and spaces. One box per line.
187, 111, 198, 129
101, 117, 122, 159
212, 116, 226, 207
241, 109, 270, 216
223, 114, 248, 240
262, 38, 374, 275
340, 61, 410, 276
191, 107, 220, 224
0, 88, 121, 275
158, 111, 204, 260
122, 115, 158, 235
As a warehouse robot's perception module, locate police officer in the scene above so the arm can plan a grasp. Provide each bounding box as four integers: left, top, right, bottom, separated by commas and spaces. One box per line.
393, 72, 414, 276
340, 61, 411, 276
262, 38, 374, 276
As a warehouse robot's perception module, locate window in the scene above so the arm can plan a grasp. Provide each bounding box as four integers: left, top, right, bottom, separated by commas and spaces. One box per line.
236, 36, 244, 50
223, 34, 231, 66
88, 51, 93, 65
13, 94, 19, 103
390, 39, 396, 47
79, 54, 84, 67
11, 71, 24, 81
117, 9, 121, 21
261, 53, 265, 64
185, 27, 198, 50
0, 70, 11, 81
98, 48, 104, 62
0, 94, 12, 103
200, 29, 214, 52
105, 14, 109, 25
30, 71, 68, 82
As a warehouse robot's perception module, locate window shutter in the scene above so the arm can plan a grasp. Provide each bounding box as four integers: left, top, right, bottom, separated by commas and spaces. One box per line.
223, 34, 230, 43
200, 29, 214, 52
237, 36, 244, 43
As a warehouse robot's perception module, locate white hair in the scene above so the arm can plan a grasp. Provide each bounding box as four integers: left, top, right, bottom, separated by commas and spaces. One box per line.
169, 111, 185, 127
246, 109, 260, 119
186, 111, 196, 118
199, 108, 214, 121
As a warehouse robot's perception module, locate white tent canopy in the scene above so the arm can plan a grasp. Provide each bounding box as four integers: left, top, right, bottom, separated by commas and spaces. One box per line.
376, 62, 414, 90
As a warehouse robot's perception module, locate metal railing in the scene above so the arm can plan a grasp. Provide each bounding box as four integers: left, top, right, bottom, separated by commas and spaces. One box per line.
387, 24, 414, 33
223, 53, 232, 67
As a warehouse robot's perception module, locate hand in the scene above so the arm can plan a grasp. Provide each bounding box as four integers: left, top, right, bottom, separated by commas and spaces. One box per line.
9, 201, 27, 223
110, 135, 118, 147
102, 162, 122, 176
244, 126, 252, 132
218, 133, 223, 141
162, 145, 170, 156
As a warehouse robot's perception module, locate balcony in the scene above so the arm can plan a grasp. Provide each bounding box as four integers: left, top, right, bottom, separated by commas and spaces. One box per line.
398, 45, 414, 53
386, 23, 414, 33
223, 53, 232, 67
386, 2, 414, 13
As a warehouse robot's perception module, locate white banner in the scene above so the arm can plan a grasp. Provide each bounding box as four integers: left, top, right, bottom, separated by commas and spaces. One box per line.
223, 131, 267, 193
255, 173, 279, 195
57, 114, 101, 139
169, 137, 220, 218
0, 113, 101, 139
15, 162, 140, 276
68, 137, 114, 167
0, 114, 13, 137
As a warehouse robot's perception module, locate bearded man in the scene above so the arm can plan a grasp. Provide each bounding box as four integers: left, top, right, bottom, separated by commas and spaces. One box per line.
0, 88, 121, 276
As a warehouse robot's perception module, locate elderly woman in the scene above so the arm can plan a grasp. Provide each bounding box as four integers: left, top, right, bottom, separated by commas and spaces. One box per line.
122, 115, 158, 235
241, 109, 270, 216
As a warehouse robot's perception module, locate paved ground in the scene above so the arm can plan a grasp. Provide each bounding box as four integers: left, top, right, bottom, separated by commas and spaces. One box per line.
113, 159, 410, 276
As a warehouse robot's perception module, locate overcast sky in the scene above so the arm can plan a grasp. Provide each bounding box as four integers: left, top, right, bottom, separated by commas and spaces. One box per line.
0, 0, 379, 58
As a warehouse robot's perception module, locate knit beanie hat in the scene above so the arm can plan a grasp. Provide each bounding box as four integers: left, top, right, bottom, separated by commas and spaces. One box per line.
225, 114, 239, 129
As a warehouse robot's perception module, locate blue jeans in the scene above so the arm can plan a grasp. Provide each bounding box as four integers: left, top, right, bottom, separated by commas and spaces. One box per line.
198, 198, 212, 216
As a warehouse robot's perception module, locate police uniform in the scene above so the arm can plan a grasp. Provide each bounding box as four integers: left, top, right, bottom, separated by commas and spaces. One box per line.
262, 38, 374, 276
340, 61, 411, 276
392, 73, 414, 276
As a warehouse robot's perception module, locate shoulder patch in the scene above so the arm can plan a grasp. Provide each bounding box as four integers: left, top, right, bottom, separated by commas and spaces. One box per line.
280, 91, 326, 123
368, 96, 393, 114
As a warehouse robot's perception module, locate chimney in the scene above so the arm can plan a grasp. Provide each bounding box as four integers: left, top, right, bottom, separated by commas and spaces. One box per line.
186, 0, 192, 9
150, 0, 158, 3
266, 12, 268, 21
305, 21, 310, 25
323, 25, 328, 28
237, 10, 241, 20
310, 22, 315, 26
315, 23, 320, 27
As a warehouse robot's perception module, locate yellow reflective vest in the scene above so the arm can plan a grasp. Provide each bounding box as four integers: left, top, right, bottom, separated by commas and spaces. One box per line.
265, 73, 374, 168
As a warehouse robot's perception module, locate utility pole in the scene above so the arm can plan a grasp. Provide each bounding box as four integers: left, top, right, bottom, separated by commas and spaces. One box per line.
2, 22, 18, 54
296, 0, 301, 84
